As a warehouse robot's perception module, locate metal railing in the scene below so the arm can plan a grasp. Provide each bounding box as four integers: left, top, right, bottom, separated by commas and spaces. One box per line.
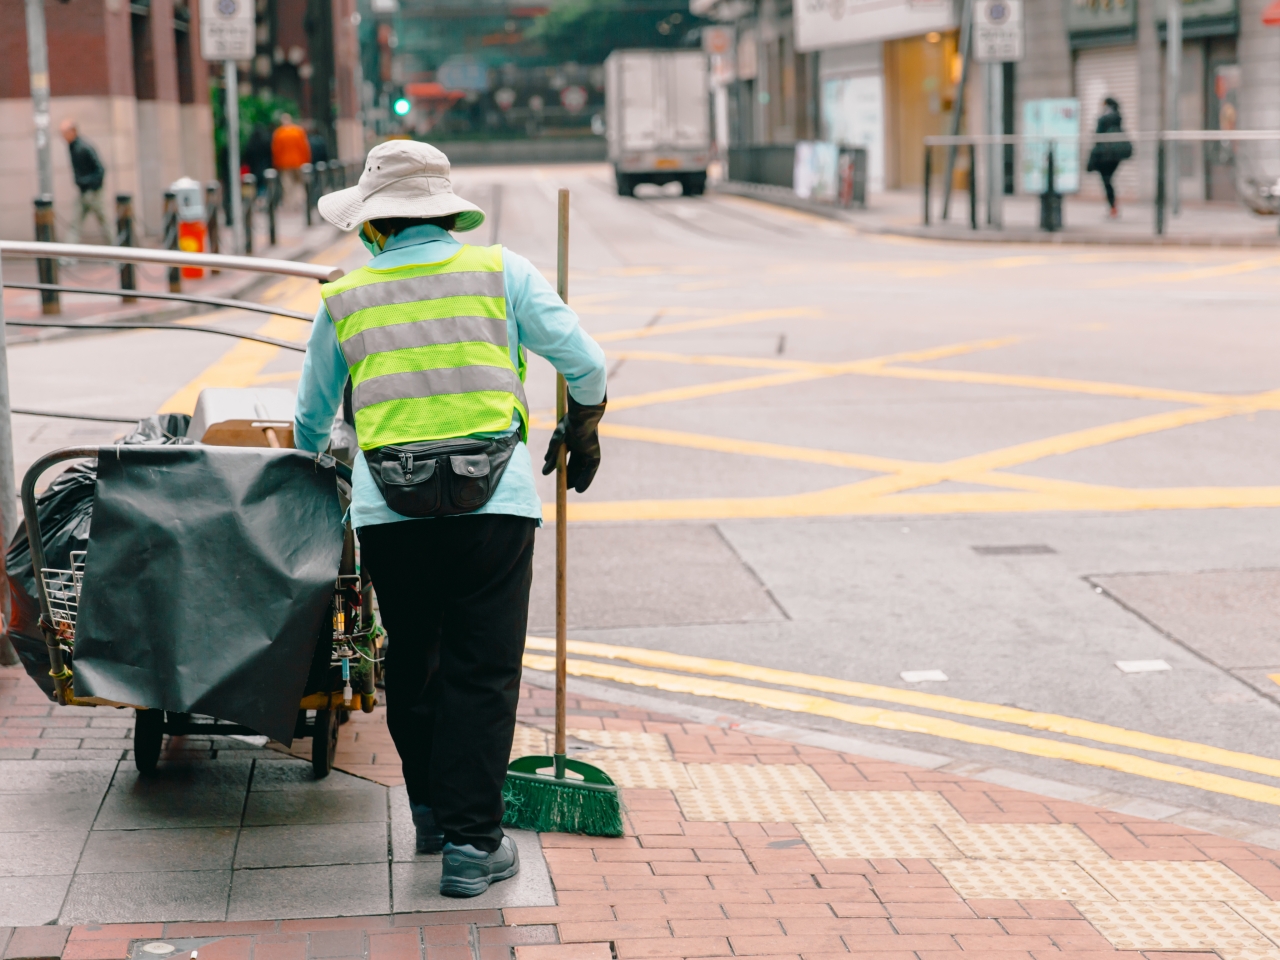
921, 129, 1280, 237
0, 242, 345, 565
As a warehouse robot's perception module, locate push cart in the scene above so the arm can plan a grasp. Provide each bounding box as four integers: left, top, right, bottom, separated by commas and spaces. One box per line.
20, 445, 382, 778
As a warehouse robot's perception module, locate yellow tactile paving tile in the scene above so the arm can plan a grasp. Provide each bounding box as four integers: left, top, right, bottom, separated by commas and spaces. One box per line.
685, 761, 828, 793
674, 788, 825, 823
509, 723, 548, 760
583, 759, 695, 790
566, 728, 675, 760
1083, 860, 1268, 902
799, 822, 962, 860
810, 789, 964, 824
940, 822, 1110, 861
1074, 900, 1276, 952
933, 859, 1114, 900
1232, 902, 1280, 945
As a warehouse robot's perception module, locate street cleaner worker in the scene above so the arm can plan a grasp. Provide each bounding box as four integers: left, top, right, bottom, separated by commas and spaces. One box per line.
294, 141, 607, 898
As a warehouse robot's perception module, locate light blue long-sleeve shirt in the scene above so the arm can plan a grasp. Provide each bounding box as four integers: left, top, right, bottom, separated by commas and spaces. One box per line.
293, 223, 607, 529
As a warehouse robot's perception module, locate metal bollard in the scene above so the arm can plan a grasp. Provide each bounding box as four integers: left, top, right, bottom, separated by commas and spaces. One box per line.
205, 181, 222, 272
301, 162, 314, 226
922, 147, 932, 227
968, 144, 978, 231
264, 168, 278, 246
115, 194, 137, 303
33, 196, 59, 314
315, 161, 329, 201
162, 190, 181, 292
1155, 140, 1166, 237
241, 173, 257, 255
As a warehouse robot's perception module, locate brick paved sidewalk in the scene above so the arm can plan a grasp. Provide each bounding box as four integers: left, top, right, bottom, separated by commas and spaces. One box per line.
5, 667, 1280, 960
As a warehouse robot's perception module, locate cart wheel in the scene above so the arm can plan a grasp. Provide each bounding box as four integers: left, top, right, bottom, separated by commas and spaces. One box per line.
312, 708, 338, 778
133, 709, 165, 774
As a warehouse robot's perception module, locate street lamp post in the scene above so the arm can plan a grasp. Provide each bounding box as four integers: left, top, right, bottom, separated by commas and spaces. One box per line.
24, 0, 54, 201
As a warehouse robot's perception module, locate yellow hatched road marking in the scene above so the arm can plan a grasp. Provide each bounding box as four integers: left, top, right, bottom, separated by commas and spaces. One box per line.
522, 649, 1280, 806
524, 636, 1280, 780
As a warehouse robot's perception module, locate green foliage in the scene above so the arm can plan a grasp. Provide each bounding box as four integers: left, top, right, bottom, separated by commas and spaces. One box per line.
210, 87, 303, 157
530, 0, 701, 64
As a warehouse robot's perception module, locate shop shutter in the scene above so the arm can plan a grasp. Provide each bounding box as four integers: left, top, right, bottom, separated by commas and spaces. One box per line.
1074, 45, 1141, 202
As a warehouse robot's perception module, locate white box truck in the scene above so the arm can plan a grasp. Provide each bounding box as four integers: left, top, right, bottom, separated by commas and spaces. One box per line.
604, 49, 711, 197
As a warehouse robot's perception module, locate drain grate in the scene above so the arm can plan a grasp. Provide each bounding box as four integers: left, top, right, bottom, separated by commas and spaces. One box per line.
972, 544, 1056, 556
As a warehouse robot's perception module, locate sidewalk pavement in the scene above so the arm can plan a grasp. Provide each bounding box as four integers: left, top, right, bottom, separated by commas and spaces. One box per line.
714, 180, 1280, 246
5, 660, 1280, 960
2, 207, 340, 337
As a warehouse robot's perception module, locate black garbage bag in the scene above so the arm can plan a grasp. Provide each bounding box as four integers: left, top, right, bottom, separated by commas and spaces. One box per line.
5, 414, 194, 697
71, 446, 343, 744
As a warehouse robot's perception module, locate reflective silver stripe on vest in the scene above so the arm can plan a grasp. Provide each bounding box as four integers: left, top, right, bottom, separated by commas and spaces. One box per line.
326, 271, 505, 322
340, 316, 509, 368
353, 365, 529, 414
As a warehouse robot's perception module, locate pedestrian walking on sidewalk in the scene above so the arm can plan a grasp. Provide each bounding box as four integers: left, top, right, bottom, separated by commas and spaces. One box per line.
293, 140, 607, 898
59, 120, 109, 243
1086, 97, 1132, 219
270, 113, 311, 209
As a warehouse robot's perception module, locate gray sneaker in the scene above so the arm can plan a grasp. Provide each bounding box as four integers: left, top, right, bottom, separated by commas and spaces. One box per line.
411, 804, 445, 854
439, 835, 520, 897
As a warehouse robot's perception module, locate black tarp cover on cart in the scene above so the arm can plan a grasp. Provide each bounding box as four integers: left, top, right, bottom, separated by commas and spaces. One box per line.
70, 445, 345, 744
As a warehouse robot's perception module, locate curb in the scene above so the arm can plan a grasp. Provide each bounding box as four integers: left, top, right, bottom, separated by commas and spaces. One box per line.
712, 178, 1280, 247
520, 667, 1280, 852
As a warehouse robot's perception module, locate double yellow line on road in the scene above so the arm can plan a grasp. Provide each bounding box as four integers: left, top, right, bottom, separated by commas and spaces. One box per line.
524, 636, 1280, 807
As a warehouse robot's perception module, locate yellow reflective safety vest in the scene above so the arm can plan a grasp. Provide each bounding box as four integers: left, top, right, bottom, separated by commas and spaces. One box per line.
320, 244, 529, 450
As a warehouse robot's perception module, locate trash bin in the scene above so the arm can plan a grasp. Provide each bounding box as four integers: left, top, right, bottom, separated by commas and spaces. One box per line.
170, 177, 207, 278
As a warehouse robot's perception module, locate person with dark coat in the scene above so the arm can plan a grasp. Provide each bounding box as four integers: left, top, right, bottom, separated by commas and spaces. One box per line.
243, 124, 274, 195
1086, 97, 1132, 218
59, 119, 109, 243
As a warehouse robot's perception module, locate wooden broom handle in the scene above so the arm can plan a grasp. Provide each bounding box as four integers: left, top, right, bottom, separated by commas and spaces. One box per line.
555, 189, 569, 763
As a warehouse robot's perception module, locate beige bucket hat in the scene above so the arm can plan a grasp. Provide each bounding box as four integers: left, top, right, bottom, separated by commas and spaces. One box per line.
317, 140, 485, 232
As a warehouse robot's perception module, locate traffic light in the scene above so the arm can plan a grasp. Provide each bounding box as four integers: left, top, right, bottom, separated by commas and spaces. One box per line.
392, 97, 411, 116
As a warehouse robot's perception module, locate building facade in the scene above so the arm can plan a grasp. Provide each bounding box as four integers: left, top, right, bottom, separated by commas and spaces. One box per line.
0, 0, 215, 240
704, 0, 1276, 202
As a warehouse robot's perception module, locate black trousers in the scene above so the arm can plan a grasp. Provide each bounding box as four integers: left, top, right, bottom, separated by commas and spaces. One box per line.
358, 514, 536, 852
1097, 162, 1119, 209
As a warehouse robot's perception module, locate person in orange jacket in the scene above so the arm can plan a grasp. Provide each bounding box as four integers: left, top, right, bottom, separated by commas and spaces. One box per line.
271, 113, 312, 210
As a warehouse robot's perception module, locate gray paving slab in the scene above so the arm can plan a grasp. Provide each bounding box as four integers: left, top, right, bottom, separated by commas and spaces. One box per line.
249, 759, 380, 792
389, 829, 553, 913
233, 822, 388, 868
0, 791, 106, 832
93, 761, 253, 829
388, 785, 416, 862
0, 875, 73, 925
242, 786, 388, 826
60, 870, 231, 924
0, 759, 117, 793
0, 830, 86, 876
77, 828, 239, 873
226, 863, 389, 920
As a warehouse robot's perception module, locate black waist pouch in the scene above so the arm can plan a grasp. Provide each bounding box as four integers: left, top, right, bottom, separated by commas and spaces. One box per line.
366, 433, 519, 518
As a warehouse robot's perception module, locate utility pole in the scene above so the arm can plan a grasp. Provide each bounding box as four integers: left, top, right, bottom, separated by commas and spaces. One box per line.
1165, 0, 1182, 215
226, 61, 245, 255
941, 0, 975, 220
24, 0, 54, 201
985, 62, 1003, 228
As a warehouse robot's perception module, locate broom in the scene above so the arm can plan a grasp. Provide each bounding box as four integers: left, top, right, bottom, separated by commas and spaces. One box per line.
502, 188, 624, 838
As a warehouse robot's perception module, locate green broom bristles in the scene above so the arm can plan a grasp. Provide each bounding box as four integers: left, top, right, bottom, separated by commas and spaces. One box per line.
503, 757, 624, 837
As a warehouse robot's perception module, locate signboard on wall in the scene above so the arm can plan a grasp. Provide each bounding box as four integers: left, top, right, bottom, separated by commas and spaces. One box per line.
794, 0, 955, 52
973, 0, 1024, 61
199, 0, 255, 61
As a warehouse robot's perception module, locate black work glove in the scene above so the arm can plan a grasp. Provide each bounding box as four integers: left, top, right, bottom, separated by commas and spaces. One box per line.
541, 392, 606, 493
